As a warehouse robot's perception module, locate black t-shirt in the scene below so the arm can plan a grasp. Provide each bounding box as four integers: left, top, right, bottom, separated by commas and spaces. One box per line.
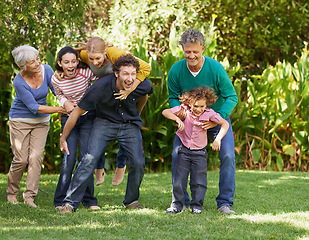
78, 74, 153, 128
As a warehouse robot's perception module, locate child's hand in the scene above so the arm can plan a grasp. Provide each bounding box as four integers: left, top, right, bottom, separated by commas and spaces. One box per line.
212, 139, 221, 151
175, 108, 186, 121
176, 118, 185, 131
114, 90, 131, 100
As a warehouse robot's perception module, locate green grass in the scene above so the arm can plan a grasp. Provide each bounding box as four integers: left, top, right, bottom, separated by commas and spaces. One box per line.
0, 171, 309, 239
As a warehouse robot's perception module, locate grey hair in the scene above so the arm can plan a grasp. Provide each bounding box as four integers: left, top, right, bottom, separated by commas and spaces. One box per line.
11, 45, 39, 68
179, 30, 205, 47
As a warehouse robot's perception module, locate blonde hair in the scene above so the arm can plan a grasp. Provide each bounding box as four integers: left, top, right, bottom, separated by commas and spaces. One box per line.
179, 86, 217, 107
72, 37, 112, 53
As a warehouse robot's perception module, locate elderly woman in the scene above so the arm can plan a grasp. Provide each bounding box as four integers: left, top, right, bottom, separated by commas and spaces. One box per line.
7, 45, 66, 208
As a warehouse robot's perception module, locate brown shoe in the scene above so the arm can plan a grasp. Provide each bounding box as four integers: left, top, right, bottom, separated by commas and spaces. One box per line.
95, 168, 105, 186
24, 199, 38, 208
89, 205, 101, 210
126, 202, 145, 209
59, 205, 73, 214
7, 195, 18, 204
112, 166, 126, 186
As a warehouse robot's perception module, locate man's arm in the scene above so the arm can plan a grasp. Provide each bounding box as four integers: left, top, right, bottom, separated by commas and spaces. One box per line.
60, 106, 86, 155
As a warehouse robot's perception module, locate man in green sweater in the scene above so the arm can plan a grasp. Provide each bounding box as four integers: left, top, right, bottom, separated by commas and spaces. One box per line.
167, 29, 238, 214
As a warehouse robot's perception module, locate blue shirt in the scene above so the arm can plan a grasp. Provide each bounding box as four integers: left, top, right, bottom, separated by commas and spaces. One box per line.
9, 64, 55, 119
78, 74, 153, 128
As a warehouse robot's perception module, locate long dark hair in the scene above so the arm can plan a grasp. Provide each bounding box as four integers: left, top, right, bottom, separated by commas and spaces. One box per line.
55, 46, 88, 72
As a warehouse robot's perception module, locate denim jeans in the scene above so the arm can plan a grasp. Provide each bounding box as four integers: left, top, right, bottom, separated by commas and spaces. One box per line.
171, 144, 208, 211
54, 111, 97, 207
171, 117, 235, 208
95, 144, 127, 169
63, 118, 145, 209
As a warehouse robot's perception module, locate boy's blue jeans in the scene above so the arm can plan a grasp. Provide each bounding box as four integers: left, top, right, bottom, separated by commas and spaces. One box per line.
63, 118, 145, 210
171, 116, 235, 209
171, 144, 208, 211
54, 111, 97, 207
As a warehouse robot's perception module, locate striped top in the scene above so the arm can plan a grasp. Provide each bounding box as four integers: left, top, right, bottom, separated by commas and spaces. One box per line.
51, 68, 98, 106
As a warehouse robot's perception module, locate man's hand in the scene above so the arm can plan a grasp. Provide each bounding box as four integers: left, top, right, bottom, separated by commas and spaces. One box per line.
202, 121, 218, 130
60, 136, 70, 155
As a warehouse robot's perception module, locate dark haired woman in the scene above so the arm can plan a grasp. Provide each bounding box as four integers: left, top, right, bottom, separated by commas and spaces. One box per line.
52, 46, 100, 210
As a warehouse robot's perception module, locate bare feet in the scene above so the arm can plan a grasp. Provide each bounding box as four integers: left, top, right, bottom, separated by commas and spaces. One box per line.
7, 195, 18, 204
95, 168, 105, 186
112, 166, 126, 186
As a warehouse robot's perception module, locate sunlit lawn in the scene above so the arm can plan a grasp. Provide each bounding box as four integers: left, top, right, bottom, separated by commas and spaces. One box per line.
0, 170, 309, 239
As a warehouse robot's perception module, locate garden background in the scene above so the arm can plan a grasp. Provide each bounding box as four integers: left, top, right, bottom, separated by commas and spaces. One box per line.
0, 0, 308, 174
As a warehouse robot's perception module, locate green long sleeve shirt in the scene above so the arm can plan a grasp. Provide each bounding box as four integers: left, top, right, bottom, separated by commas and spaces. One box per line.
167, 56, 238, 119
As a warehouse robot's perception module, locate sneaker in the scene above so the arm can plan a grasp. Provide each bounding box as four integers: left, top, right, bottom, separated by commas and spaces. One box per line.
218, 205, 235, 214
59, 205, 73, 214
112, 166, 126, 186
24, 199, 38, 208
126, 202, 145, 209
166, 207, 181, 214
192, 208, 202, 214
95, 168, 105, 186
7, 195, 18, 204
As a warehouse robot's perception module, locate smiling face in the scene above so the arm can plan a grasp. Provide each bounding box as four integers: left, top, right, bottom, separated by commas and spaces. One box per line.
58, 53, 79, 77
23, 55, 42, 73
182, 42, 205, 71
115, 65, 137, 91
87, 52, 106, 68
189, 98, 207, 117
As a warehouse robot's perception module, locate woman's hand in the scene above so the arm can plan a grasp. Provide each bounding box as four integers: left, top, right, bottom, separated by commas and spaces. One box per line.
114, 90, 132, 100
54, 70, 64, 80
63, 101, 77, 114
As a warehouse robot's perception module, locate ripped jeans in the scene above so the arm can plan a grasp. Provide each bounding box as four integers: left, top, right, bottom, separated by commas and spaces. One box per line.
62, 118, 145, 210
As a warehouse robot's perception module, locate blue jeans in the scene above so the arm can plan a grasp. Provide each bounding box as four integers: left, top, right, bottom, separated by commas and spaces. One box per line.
171, 144, 208, 211
171, 116, 235, 208
63, 118, 145, 210
96, 144, 127, 169
54, 111, 97, 207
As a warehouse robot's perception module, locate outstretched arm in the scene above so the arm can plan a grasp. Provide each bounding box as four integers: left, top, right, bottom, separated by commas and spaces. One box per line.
60, 106, 86, 154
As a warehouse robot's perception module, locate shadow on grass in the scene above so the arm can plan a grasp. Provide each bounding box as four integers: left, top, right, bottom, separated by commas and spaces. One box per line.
0, 171, 308, 239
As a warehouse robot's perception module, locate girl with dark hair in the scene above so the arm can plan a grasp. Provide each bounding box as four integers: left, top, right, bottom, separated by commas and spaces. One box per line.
52, 46, 100, 210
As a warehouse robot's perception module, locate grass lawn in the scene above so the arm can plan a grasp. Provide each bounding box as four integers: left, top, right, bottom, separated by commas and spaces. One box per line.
0, 170, 309, 239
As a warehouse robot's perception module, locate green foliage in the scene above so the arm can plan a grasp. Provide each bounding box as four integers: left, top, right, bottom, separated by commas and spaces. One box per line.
0, 0, 308, 172
231, 43, 309, 171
